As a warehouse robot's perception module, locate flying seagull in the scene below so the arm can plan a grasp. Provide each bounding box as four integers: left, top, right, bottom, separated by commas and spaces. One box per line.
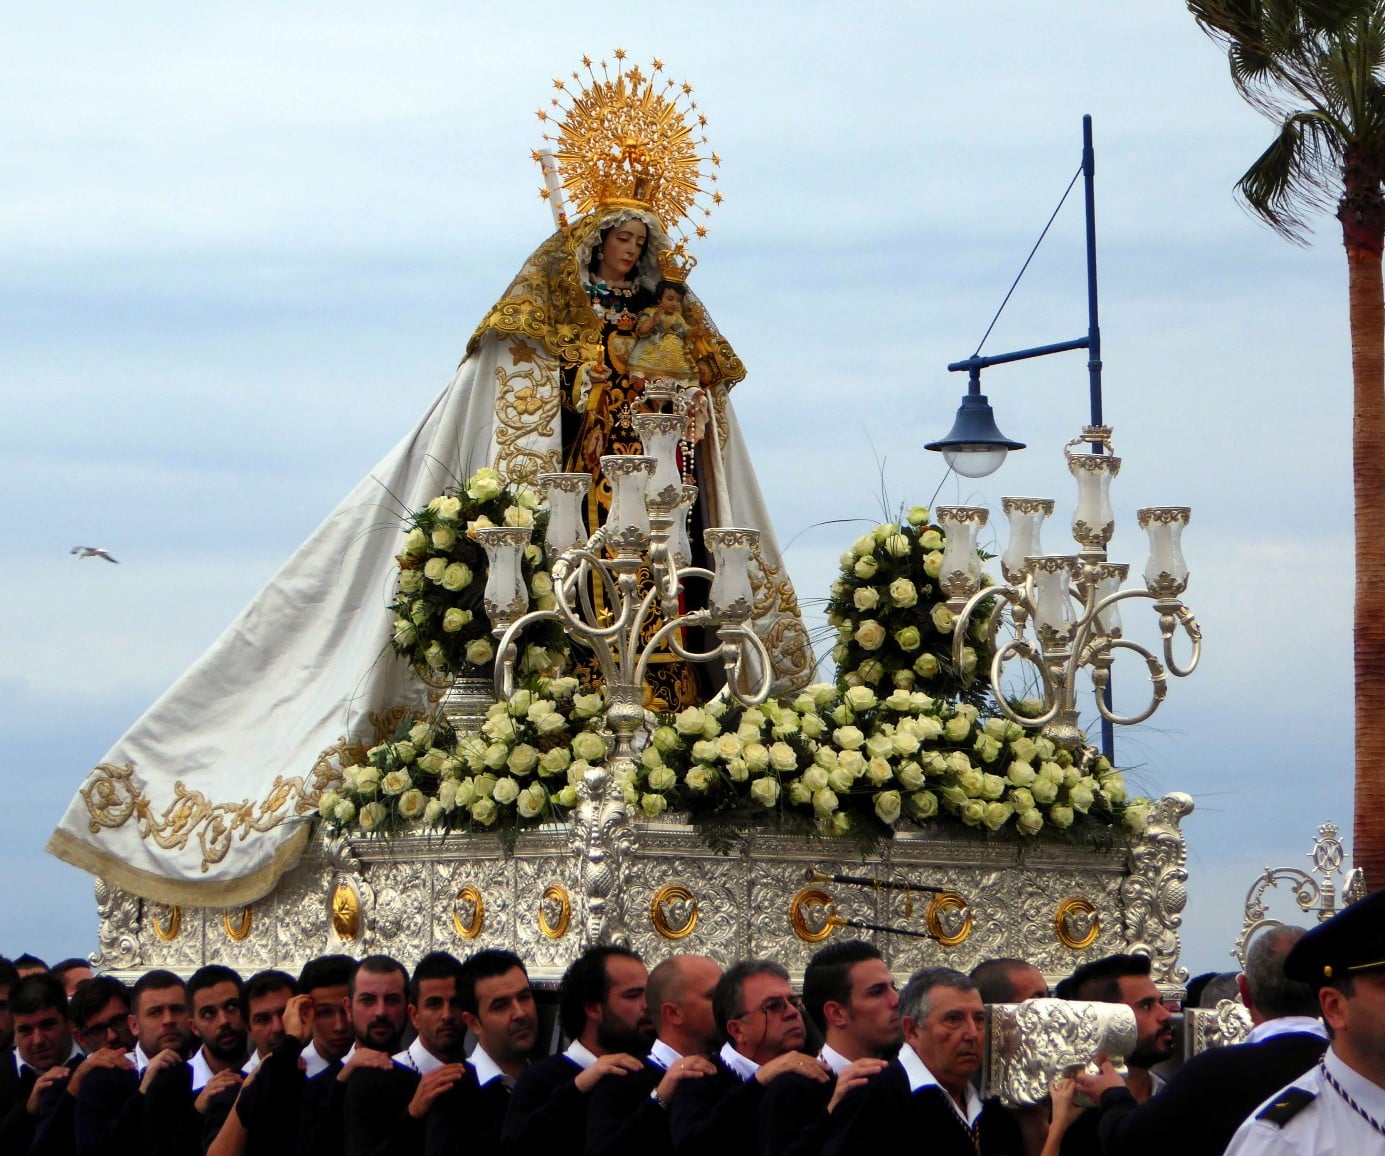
71, 546, 119, 564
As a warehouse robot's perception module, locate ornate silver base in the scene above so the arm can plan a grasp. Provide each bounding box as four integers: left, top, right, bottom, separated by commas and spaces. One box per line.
91, 794, 1193, 988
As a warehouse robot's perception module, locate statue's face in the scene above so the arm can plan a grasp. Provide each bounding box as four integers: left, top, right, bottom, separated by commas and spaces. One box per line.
598, 219, 647, 282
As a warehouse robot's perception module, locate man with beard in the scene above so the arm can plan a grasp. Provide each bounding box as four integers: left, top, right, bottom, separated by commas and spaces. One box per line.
758, 941, 899, 1156
1052, 953, 1175, 1156
344, 952, 471, 1156
823, 967, 1021, 1156
76, 969, 193, 1156
1077, 927, 1327, 1156
199, 970, 295, 1155
503, 945, 655, 1156
669, 959, 829, 1156
587, 954, 723, 1156
300, 954, 410, 1156
425, 949, 539, 1156
140, 966, 249, 1156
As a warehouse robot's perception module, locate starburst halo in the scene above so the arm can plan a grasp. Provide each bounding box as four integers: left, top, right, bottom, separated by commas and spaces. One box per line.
535, 50, 721, 241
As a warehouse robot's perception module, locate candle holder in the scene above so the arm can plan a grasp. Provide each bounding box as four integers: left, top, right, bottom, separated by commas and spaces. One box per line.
488, 456, 773, 947
949, 426, 1202, 749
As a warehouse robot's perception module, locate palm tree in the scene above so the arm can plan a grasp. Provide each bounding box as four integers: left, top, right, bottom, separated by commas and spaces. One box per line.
1188, 0, 1385, 888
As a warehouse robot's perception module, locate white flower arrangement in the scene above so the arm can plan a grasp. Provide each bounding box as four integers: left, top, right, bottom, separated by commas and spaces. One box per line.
389, 467, 568, 681
825, 507, 996, 705
321, 677, 608, 839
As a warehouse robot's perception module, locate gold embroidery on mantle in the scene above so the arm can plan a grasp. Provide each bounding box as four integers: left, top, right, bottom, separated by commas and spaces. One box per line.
748, 545, 812, 690
79, 705, 425, 874
493, 362, 561, 484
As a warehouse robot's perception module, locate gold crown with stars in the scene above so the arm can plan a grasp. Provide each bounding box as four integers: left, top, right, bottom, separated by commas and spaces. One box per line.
533, 50, 723, 239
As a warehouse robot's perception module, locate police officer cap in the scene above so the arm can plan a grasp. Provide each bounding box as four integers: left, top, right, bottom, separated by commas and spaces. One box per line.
1284, 889, 1385, 985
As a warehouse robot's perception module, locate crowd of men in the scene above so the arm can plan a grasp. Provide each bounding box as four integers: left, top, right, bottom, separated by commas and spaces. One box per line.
1, 889, 1383, 1156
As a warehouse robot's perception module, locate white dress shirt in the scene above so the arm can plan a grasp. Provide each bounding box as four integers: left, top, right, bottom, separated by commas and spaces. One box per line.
393, 1038, 448, 1076
897, 1043, 982, 1128
719, 1041, 760, 1083
648, 1039, 683, 1071
469, 1042, 519, 1089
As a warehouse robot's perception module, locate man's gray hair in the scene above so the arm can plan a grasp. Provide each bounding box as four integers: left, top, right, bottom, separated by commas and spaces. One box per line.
900, 967, 976, 1025
1245, 926, 1319, 1019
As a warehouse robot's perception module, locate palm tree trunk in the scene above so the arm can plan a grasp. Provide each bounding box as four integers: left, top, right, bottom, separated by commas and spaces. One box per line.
1344, 155, 1385, 891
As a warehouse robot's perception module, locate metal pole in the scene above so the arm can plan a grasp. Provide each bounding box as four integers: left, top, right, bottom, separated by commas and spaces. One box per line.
1082, 114, 1116, 762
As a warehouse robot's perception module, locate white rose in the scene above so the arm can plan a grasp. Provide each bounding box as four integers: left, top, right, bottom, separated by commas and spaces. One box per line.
855, 620, 887, 651
833, 725, 865, 751
466, 468, 504, 501
982, 802, 1012, 831
442, 562, 473, 592
844, 686, 878, 712
853, 587, 880, 611
517, 784, 546, 819
507, 744, 539, 776
750, 777, 780, 807
769, 742, 798, 772
874, 790, 903, 825
359, 801, 387, 830
685, 766, 714, 792
402, 527, 428, 557
397, 788, 426, 819
381, 770, 412, 796
465, 638, 494, 665
470, 797, 498, 826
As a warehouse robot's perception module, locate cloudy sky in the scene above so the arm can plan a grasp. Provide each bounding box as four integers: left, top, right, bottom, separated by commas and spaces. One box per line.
2, 3, 1357, 976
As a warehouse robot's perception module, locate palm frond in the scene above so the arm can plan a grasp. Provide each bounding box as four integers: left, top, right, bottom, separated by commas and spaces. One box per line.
1237, 109, 1342, 239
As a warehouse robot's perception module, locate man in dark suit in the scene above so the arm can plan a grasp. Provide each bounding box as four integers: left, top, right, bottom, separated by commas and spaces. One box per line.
424, 948, 538, 1156
345, 952, 472, 1156
138, 965, 250, 1156
76, 968, 192, 1156
668, 959, 829, 1156
758, 941, 897, 1156
213, 954, 359, 1156
503, 945, 655, 1156
70, 976, 136, 1057
199, 969, 295, 1155
823, 966, 1022, 1156
0, 956, 22, 1113
13, 972, 142, 1156
1076, 925, 1327, 1156
586, 953, 722, 1156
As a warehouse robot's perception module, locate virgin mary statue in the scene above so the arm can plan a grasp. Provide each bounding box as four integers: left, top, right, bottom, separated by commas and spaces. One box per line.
48, 54, 813, 908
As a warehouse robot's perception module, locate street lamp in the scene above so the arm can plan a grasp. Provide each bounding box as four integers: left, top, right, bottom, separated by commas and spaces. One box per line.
927, 114, 1105, 477
925, 116, 1200, 763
